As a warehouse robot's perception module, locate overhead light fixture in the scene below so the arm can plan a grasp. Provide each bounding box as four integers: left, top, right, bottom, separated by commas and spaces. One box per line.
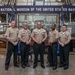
56, 0, 64, 2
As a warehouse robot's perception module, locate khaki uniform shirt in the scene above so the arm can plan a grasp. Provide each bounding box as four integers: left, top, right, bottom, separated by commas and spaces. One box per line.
59, 31, 71, 44
5, 27, 18, 42
31, 28, 47, 42
18, 28, 31, 42
48, 29, 58, 43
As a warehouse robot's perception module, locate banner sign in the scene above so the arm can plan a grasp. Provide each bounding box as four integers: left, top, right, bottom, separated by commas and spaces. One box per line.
0, 5, 75, 13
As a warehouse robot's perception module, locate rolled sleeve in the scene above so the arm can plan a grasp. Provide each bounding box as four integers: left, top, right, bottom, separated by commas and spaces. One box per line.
31, 30, 35, 37
18, 31, 22, 39
44, 30, 47, 38
55, 31, 59, 39
68, 33, 71, 41
5, 28, 10, 37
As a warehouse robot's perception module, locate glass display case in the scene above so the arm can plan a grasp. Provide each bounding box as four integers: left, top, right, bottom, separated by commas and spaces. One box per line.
17, 13, 59, 31
0, 23, 9, 50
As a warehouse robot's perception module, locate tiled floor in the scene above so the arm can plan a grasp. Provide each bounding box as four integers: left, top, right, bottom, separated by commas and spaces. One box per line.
0, 54, 75, 75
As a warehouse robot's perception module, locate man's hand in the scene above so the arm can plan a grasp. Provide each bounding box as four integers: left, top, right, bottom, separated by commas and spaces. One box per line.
60, 43, 64, 47
6, 37, 9, 40
36, 41, 42, 44
6, 37, 10, 41
48, 42, 52, 46
13, 41, 18, 46
26, 41, 30, 45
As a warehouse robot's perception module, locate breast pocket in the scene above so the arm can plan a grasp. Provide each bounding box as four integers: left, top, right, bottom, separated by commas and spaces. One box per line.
22, 33, 26, 37
34, 32, 39, 35
53, 33, 56, 37
64, 34, 69, 39
28, 32, 31, 35
41, 31, 44, 34
9, 31, 14, 37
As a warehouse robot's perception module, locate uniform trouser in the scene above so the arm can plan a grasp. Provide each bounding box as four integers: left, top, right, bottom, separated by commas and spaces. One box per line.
5, 42, 18, 66
20, 42, 29, 66
60, 44, 69, 67
33, 42, 45, 65
48, 43, 57, 67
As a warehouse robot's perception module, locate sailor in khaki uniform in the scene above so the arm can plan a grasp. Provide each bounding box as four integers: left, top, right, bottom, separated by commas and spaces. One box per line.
18, 22, 31, 68
31, 22, 47, 69
47, 24, 58, 70
58, 25, 71, 70
5, 21, 19, 70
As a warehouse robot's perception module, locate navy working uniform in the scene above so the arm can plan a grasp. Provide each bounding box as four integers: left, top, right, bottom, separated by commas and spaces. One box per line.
48, 29, 58, 70
5, 26, 19, 70
58, 30, 71, 69
31, 28, 47, 68
18, 28, 31, 68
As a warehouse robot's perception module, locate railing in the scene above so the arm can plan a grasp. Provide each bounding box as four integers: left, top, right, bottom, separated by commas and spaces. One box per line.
16, 2, 63, 6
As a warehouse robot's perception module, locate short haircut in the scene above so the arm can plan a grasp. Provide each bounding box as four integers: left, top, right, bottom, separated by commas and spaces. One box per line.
23, 22, 27, 25
11, 20, 15, 23
37, 22, 41, 24
63, 24, 67, 28
53, 24, 56, 27
51, 24, 56, 27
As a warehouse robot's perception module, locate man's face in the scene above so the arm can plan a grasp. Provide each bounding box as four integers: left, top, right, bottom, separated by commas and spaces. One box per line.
51, 24, 56, 30
23, 23, 28, 29
62, 26, 67, 32
37, 22, 42, 29
11, 21, 16, 28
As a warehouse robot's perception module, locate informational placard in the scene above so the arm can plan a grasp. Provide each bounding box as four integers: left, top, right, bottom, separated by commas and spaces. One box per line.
0, 5, 75, 13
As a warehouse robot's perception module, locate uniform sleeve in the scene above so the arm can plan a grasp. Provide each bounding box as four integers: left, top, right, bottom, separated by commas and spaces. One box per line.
55, 31, 59, 39
68, 32, 71, 41
48, 32, 50, 38
65, 32, 71, 44
58, 32, 60, 39
48, 32, 50, 43
5, 28, 10, 37
17, 29, 19, 35
44, 30, 47, 38
18, 30, 22, 39
31, 30, 35, 37
30, 30, 31, 35
29, 30, 31, 38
